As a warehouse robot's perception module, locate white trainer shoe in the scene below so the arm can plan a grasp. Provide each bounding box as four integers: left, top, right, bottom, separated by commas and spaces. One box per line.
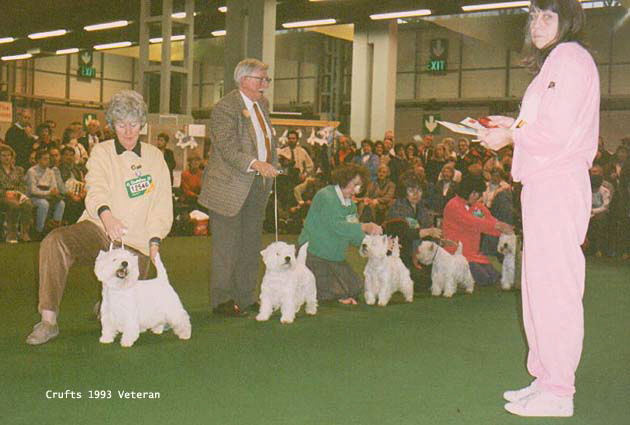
503, 381, 538, 402
26, 321, 59, 345
504, 390, 574, 417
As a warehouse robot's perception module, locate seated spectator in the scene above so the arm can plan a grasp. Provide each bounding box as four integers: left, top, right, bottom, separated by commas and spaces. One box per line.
374, 140, 390, 167
180, 153, 203, 206
0, 144, 33, 242
298, 163, 382, 305
405, 142, 418, 163
58, 146, 86, 224
157, 132, 176, 185
33, 123, 57, 152
278, 129, 314, 184
62, 126, 88, 165
431, 163, 458, 214
356, 164, 395, 224
587, 165, 611, 257
332, 135, 355, 167
25, 150, 66, 237
483, 166, 511, 209
442, 175, 513, 286
386, 171, 441, 276
388, 143, 410, 185
353, 139, 380, 182
425, 143, 448, 183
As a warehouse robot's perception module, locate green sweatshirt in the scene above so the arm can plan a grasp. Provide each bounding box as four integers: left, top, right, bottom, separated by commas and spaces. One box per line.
298, 185, 365, 262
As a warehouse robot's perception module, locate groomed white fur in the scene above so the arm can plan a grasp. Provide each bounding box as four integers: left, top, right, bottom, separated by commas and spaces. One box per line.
497, 233, 517, 290
94, 247, 191, 347
360, 235, 413, 306
416, 240, 474, 298
257, 241, 317, 324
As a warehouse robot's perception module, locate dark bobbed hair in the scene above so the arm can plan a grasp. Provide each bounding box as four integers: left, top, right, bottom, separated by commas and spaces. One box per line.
405, 142, 418, 156
523, 0, 586, 73
331, 163, 369, 189
157, 132, 169, 142
287, 129, 299, 138
455, 175, 487, 200
360, 139, 373, 149
396, 170, 426, 199
61, 146, 75, 156
393, 143, 406, 154
35, 123, 51, 138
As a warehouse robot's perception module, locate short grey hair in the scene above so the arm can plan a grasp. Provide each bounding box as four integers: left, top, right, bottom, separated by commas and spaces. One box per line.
105, 90, 148, 129
233, 58, 268, 86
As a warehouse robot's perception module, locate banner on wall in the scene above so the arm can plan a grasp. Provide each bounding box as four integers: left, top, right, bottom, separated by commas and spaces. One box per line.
0, 102, 13, 123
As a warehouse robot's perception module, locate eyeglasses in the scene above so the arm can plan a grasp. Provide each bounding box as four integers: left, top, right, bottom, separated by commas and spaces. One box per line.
245, 75, 272, 83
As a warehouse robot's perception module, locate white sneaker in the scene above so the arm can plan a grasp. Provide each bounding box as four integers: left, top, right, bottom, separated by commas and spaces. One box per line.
26, 321, 59, 345
503, 381, 538, 402
504, 390, 574, 417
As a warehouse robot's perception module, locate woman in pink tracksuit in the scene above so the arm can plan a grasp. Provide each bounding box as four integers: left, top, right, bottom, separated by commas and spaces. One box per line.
479, 0, 599, 418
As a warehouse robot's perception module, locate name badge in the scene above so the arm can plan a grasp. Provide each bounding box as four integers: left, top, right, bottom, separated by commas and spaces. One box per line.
473, 208, 485, 218
346, 214, 359, 224
125, 175, 153, 198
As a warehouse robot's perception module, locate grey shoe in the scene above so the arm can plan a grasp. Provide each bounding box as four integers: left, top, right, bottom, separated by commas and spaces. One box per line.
26, 321, 59, 345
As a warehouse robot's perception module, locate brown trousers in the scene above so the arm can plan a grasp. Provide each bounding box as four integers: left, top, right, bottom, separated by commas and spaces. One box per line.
38, 220, 151, 313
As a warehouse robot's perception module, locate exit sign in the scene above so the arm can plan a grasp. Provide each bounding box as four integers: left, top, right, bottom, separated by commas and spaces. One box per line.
428, 39, 448, 75
77, 50, 96, 80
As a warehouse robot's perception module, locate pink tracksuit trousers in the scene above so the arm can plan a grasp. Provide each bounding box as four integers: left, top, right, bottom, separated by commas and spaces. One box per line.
512, 42, 600, 397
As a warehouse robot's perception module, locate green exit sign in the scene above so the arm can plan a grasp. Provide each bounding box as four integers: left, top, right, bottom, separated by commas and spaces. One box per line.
427, 59, 446, 73
79, 65, 96, 78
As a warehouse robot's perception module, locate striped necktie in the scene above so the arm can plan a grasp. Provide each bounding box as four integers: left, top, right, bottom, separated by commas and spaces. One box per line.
253, 103, 271, 163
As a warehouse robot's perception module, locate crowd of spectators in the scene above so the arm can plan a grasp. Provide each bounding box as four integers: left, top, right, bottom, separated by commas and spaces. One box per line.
2, 110, 629, 266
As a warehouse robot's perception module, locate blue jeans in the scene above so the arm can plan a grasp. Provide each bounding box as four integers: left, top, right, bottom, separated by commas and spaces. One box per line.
31, 197, 65, 232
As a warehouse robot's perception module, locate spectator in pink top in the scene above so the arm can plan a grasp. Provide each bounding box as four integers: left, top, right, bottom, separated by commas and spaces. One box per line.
479, 0, 600, 417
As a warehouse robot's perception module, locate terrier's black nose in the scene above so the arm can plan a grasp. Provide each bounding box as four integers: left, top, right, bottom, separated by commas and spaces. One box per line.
284, 256, 291, 263
121, 261, 128, 268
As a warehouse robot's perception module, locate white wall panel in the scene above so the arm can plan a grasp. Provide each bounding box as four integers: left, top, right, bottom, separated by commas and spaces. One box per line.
417, 72, 458, 99
103, 54, 133, 81
462, 38, 506, 68
462, 70, 505, 98
611, 64, 630, 95
396, 73, 415, 100
103, 80, 132, 102
33, 71, 65, 98
299, 78, 315, 104
273, 79, 297, 104
397, 30, 416, 73
509, 67, 531, 97
34, 56, 66, 73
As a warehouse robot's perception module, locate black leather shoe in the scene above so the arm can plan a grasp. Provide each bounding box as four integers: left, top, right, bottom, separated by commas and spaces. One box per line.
246, 302, 260, 313
213, 300, 248, 317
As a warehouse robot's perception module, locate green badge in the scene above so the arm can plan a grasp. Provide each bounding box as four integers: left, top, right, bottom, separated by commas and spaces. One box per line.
125, 175, 153, 198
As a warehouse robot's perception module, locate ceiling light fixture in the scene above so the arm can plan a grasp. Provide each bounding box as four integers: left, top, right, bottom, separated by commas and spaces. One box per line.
211, 30, 226, 37
84, 20, 129, 31
28, 29, 67, 40
172, 12, 186, 19
370, 9, 431, 20
56, 48, 80, 55
282, 18, 337, 29
1, 53, 32, 61
94, 41, 132, 50
218, 6, 227, 13
0, 37, 16, 44
462, 1, 530, 12
149, 34, 186, 43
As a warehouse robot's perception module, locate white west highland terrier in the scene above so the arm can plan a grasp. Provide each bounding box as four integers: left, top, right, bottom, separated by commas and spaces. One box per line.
94, 245, 191, 347
360, 235, 413, 306
257, 241, 317, 324
416, 240, 474, 298
497, 233, 517, 290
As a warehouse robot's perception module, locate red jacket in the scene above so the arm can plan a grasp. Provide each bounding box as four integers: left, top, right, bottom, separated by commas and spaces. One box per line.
442, 196, 500, 264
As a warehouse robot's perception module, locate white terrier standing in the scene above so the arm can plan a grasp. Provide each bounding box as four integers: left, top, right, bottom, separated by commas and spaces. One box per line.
497, 233, 517, 290
257, 241, 317, 324
416, 240, 475, 298
94, 246, 191, 347
360, 235, 413, 306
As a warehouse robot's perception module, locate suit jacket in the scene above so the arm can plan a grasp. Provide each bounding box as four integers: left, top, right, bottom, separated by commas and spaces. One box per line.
198, 89, 277, 216
78, 134, 100, 153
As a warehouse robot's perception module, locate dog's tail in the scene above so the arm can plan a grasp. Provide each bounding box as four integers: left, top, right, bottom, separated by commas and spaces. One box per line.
455, 241, 463, 256
297, 242, 309, 266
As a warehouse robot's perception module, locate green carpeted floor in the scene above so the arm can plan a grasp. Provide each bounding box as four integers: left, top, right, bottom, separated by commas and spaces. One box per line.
1, 235, 629, 425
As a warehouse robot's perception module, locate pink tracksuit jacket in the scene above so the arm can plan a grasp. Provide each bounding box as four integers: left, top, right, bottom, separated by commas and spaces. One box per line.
512, 41, 600, 397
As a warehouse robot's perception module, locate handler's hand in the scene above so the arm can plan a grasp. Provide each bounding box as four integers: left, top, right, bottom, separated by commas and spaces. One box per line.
478, 127, 513, 151
486, 115, 515, 129
361, 222, 383, 235
100, 210, 128, 241
149, 244, 159, 262
251, 160, 280, 178
495, 221, 515, 235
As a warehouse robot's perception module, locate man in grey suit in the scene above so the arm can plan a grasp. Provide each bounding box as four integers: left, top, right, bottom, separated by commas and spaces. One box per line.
199, 58, 279, 317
